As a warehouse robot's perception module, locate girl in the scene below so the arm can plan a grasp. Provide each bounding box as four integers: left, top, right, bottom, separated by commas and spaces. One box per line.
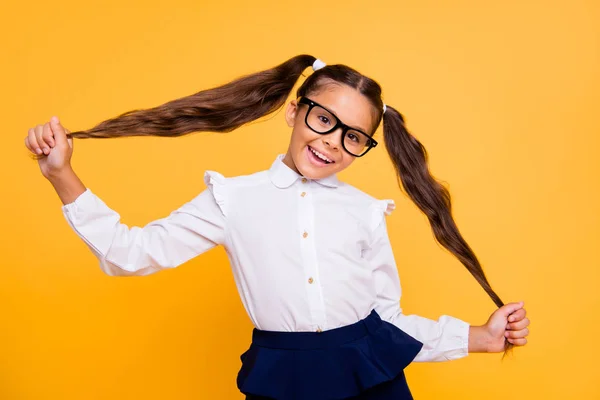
25, 55, 530, 400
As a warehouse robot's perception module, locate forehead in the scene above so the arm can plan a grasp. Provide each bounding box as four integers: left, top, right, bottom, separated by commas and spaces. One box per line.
307, 84, 376, 133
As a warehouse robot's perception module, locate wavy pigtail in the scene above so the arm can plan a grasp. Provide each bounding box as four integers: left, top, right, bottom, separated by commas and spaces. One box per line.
64, 54, 317, 140
382, 105, 513, 355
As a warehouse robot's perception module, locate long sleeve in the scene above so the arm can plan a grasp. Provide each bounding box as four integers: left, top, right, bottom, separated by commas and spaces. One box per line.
366, 201, 470, 362
61, 186, 227, 277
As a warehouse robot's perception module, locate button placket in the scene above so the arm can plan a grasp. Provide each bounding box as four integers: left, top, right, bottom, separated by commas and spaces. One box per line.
299, 183, 309, 239
297, 181, 327, 331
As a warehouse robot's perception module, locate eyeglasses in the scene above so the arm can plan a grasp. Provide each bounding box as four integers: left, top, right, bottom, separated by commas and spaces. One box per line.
297, 96, 378, 157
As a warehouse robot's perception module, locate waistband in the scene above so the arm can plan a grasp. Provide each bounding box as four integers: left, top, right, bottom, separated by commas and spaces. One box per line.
251, 309, 383, 350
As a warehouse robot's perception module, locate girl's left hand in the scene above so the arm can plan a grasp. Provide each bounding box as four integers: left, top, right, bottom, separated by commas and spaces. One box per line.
483, 301, 530, 352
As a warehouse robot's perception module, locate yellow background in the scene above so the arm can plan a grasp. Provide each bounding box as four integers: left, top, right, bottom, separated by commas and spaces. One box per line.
2, 0, 599, 398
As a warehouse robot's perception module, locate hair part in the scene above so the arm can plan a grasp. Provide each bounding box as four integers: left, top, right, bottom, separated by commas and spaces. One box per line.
47, 54, 512, 355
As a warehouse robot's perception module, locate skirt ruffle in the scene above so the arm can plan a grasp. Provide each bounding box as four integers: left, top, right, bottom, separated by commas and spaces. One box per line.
236, 309, 424, 400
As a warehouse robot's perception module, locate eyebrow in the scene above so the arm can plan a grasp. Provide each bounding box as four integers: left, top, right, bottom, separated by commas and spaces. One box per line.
324, 104, 370, 133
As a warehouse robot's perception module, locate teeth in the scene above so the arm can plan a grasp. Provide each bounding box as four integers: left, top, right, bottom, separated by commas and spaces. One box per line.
310, 147, 332, 163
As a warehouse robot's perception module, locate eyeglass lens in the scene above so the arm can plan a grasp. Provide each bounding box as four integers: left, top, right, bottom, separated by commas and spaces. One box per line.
306, 105, 372, 156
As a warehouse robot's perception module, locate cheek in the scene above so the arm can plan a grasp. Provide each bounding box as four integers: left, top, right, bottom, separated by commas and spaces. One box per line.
329, 153, 354, 172
338, 157, 355, 170
289, 129, 304, 149
291, 126, 319, 148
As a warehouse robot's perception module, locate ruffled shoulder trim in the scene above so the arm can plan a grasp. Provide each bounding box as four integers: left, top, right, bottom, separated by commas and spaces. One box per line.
369, 199, 396, 231
203, 170, 228, 217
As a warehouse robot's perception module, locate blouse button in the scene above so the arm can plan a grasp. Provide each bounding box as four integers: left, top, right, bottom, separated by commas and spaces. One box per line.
308, 277, 314, 284
300, 192, 306, 197
302, 231, 308, 238
301, 178, 308, 183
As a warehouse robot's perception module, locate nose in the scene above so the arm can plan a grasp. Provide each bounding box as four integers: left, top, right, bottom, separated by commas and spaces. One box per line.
322, 128, 343, 150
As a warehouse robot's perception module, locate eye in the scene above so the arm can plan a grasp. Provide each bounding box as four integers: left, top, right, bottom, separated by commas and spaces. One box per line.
347, 132, 359, 143
318, 115, 331, 125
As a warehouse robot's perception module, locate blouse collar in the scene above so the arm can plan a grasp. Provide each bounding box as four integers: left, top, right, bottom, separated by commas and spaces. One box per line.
268, 154, 340, 189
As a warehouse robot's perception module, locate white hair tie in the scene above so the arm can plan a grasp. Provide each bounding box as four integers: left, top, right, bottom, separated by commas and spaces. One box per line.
312, 58, 387, 114
312, 58, 327, 71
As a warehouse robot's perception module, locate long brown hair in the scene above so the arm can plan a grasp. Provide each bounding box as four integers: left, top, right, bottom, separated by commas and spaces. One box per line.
49, 54, 512, 354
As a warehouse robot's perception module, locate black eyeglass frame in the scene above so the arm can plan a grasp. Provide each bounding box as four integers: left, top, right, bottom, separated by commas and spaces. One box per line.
297, 96, 378, 157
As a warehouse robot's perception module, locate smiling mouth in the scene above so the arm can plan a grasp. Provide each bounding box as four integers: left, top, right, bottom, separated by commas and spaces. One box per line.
307, 146, 334, 164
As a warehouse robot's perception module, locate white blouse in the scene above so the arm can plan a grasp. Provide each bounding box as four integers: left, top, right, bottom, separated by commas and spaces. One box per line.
62, 154, 470, 362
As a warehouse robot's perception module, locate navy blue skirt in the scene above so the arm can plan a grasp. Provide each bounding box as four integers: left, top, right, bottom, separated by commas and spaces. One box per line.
237, 309, 424, 400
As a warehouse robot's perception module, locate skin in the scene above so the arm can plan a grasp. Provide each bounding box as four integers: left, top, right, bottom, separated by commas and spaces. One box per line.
282, 82, 378, 179
25, 95, 530, 354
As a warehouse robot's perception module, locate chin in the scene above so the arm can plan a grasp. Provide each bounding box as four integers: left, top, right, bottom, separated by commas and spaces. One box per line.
297, 158, 336, 180
295, 161, 319, 179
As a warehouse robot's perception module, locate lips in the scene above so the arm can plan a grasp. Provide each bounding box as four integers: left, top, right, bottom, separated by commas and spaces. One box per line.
307, 145, 334, 163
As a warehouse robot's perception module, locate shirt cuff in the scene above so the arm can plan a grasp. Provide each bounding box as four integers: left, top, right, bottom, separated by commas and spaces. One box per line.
60, 188, 120, 257
61, 188, 94, 215
439, 315, 470, 360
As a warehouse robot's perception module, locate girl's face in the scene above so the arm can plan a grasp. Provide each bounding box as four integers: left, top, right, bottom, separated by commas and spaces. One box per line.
283, 83, 377, 180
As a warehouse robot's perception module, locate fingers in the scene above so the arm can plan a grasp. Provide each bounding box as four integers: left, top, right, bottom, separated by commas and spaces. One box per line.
499, 301, 524, 318
508, 308, 526, 323
49, 116, 68, 146
505, 324, 529, 347
35, 123, 52, 155
505, 328, 529, 339
43, 121, 55, 148
25, 117, 70, 157
65, 127, 73, 148
27, 126, 43, 155
495, 300, 529, 347
507, 316, 530, 330
24, 132, 34, 153
507, 337, 527, 346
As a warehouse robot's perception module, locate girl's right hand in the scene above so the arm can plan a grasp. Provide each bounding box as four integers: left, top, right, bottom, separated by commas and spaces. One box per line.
25, 116, 74, 180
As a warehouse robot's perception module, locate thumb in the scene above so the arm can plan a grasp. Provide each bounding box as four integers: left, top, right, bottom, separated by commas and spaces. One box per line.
497, 301, 524, 318
49, 116, 68, 146
65, 128, 73, 149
